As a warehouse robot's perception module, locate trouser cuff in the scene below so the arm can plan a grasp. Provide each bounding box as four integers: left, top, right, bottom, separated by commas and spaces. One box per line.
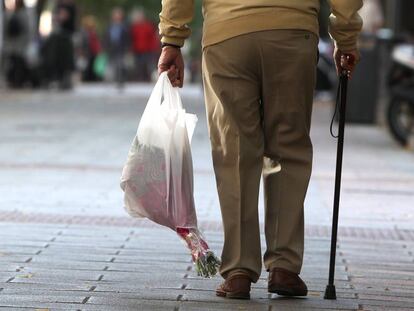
266, 261, 301, 275
222, 268, 260, 283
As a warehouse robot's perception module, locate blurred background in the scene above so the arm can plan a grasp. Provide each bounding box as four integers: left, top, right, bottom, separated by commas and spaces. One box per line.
0, 0, 413, 144
0, 0, 203, 88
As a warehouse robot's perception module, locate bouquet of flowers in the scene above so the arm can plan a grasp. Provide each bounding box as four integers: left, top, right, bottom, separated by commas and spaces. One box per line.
120, 73, 220, 278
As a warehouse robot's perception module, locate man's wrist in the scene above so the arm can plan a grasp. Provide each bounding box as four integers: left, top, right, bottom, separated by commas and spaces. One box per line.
161, 42, 181, 49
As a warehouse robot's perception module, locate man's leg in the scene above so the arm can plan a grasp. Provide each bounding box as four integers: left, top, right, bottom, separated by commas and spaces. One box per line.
259, 30, 318, 274
202, 34, 263, 283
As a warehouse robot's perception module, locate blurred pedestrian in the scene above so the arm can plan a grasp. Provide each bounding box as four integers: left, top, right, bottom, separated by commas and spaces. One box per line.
104, 7, 129, 88
130, 9, 159, 82
158, 0, 363, 300
3, 0, 30, 88
56, 0, 77, 35
80, 16, 102, 82
41, 3, 76, 89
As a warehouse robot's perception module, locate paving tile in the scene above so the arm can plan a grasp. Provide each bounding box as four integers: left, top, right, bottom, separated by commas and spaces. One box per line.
23, 261, 108, 271
358, 293, 414, 303
0, 255, 35, 264
361, 306, 414, 311
0, 294, 86, 304
0, 272, 15, 282
87, 294, 179, 306
105, 262, 191, 273
358, 298, 414, 309
100, 271, 187, 283
0, 247, 45, 255
0, 303, 85, 310
0, 308, 35, 310
44, 245, 121, 255
35, 253, 116, 264
0, 281, 92, 292
179, 300, 269, 311
93, 281, 184, 292
83, 299, 179, 310
10, 277, 99, 287
267, 296, 359, 310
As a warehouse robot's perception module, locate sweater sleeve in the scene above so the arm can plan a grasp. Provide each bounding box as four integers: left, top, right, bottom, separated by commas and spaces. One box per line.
159, 0, 194, 47
328, 0, 363, 52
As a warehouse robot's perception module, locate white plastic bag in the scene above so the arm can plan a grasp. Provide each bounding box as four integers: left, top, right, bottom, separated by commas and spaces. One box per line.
120, 73, 221, 277
120, 72, 198, 230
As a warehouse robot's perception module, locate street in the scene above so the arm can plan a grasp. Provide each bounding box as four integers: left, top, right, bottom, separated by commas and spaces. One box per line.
0, 84, 413, 310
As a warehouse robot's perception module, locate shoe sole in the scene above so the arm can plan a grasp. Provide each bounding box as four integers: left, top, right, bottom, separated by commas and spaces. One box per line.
268, 286, 307, 297
216, 290, 250, 300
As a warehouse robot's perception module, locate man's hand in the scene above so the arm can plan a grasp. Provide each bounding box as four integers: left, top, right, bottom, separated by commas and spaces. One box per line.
158, 46, 184, 88
333, 47, 359, 79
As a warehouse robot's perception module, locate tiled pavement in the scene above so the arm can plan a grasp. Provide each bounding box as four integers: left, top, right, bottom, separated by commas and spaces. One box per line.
0, 223, 413, 310
0, 86, 414, 310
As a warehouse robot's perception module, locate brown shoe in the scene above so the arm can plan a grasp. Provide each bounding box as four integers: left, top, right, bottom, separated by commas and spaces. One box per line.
216, 274, 251, 299
268, 268, 308, 297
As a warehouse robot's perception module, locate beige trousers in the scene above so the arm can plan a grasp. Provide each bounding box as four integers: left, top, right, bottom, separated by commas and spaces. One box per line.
202, 29, 318, 282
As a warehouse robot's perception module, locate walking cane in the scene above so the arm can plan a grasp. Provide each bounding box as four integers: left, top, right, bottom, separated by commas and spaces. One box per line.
324, 55, 354, 300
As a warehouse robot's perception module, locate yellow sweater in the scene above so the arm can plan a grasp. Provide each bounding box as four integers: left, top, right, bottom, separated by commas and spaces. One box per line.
159, 0, 363, 52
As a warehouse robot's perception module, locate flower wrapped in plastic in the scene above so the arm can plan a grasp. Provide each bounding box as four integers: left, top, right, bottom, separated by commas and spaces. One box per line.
120, 73, 220, 278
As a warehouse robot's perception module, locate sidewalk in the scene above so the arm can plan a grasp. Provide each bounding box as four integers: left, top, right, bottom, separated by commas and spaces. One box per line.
1, 222, 413, 310
0, 86, 413, 310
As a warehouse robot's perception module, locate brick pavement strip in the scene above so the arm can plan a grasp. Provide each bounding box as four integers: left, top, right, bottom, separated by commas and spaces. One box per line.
0, 223, 413, 310
1, 211, 414, 242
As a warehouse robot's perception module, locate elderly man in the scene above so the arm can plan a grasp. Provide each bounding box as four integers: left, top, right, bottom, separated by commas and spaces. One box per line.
158, 0, 363, 299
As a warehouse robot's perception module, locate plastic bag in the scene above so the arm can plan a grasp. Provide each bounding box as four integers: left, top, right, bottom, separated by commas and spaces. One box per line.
120, 72, 220, 277
93, 53, 108, 79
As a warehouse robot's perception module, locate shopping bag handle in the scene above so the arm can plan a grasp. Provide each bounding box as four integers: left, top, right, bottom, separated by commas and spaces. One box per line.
147, 72, 183, 111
